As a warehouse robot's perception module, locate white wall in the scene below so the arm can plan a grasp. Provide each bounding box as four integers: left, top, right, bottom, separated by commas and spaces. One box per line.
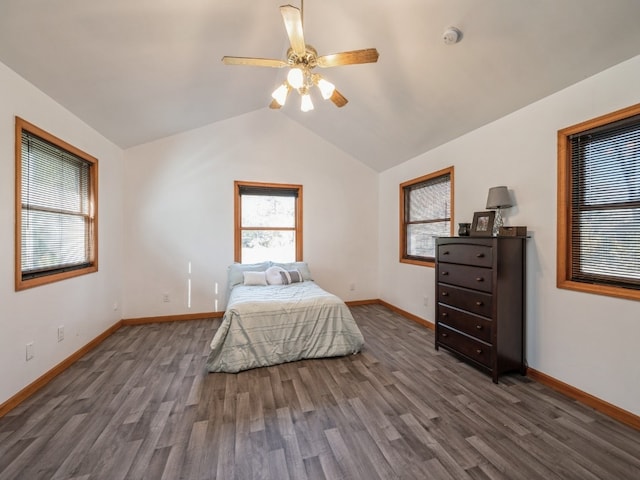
378, 55, 640, 417
122, 109, 378, 319
0, 62, 124, 407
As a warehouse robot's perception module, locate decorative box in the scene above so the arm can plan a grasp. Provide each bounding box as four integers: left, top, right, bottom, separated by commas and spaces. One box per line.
499, 226, 527, 237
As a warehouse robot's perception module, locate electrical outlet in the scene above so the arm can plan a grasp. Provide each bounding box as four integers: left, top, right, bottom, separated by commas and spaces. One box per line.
423, 296, 429, 307
58, 326, 64, 342
349, 282, 356, 291
162, 293, 170, 303
26, 342, 34, 361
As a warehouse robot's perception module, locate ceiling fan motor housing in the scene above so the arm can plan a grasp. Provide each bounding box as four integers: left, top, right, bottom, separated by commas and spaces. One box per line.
287, 46, 318, 68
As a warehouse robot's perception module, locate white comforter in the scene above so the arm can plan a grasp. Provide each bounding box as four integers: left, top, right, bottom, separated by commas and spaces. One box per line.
206, 281, 364, 373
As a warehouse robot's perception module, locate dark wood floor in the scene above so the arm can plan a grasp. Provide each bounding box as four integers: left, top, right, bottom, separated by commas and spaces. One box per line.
1, 304, 639, 480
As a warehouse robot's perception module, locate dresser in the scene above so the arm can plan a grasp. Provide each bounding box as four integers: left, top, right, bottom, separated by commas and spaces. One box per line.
435, 236, 526, 383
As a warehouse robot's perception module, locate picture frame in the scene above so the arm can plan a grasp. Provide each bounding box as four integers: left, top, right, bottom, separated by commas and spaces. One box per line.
470, 211, 495, 236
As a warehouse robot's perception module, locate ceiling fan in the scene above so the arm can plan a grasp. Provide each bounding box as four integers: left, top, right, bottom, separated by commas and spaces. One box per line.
222, 1, 379, 112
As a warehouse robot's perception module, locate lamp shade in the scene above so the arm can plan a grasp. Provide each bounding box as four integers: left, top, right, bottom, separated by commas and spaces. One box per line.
486, 186, 512, 209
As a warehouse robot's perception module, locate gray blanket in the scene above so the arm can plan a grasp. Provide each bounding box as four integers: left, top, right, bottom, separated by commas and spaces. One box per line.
206, 281, 364, 373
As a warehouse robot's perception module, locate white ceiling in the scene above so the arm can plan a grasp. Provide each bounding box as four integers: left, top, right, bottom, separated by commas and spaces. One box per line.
1, 0, 640, 172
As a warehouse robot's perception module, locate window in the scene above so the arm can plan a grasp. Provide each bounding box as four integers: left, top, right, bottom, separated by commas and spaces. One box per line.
558, 103, 640, 301
15, 117, 98, 290
234, 181, 303, 263
400, 167, 454, 266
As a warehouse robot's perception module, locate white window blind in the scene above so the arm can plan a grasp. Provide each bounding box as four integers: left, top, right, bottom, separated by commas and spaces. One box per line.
21, 130, 94, 280
403, 172, 451, 261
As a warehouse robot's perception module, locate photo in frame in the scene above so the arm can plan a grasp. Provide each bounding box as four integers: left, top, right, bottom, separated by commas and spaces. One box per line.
471, 211, 495, 236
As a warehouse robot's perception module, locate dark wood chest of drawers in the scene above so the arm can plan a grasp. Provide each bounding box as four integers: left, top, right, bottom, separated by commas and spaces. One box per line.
435, 236, 526, 383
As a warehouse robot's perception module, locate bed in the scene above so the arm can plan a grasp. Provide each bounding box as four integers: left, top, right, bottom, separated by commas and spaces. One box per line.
206, 261, 364, 373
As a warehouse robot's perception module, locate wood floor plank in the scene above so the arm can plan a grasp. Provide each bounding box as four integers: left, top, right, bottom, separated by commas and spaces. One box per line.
324, 427, 366, 480
1, 309, 639, 479
276, 406, 308, 480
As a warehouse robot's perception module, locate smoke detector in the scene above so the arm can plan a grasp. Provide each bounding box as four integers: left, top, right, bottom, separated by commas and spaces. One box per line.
443, 27, 462, 45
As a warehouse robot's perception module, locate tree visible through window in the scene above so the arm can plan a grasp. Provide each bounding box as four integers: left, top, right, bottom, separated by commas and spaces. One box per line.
558, 103, 640, 301
400, 167, 454, 266
15, 117, 98, 290
234, 181, 303, 263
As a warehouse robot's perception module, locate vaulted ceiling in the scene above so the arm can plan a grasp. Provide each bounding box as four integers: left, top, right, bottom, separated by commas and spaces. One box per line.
2, 1, 640, 171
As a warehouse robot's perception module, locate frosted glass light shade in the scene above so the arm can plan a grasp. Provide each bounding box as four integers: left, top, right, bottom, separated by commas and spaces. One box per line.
317, 78, 335, 99
271, 84, 289, 106
287, 68, 304, 89
300, 93, 314, 112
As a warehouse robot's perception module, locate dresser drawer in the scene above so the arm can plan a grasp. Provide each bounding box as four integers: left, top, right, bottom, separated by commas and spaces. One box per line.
437, 243, 493, 267
437, 284, 492, 317
438, 263, 493, 293
437, 325, 492, 368
437, 305, 493, 343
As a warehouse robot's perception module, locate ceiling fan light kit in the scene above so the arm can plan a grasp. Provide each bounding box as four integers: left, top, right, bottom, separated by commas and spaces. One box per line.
222, 1, 379, 112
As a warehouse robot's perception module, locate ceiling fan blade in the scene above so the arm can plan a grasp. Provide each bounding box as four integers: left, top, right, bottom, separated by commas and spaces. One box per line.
317, 48, 379, 68
330, 89, 348, 108
280, 5, 306, 57
269, 99, 282, 109
222, 56, 288, 68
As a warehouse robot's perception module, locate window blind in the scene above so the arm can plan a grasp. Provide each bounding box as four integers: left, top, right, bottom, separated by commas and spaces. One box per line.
404, 173, 451, 260
569, 115, 640, 288
238, 184, 299, 197
21, 131, 93, 279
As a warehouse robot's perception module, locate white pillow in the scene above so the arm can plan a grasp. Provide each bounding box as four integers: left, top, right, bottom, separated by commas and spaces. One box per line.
228, 261, 270, 288
265, 266, 286, 285
243, 271, 268, 286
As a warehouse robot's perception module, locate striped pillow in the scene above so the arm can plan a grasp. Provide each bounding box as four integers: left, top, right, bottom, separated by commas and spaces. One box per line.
279, 269, 303, 285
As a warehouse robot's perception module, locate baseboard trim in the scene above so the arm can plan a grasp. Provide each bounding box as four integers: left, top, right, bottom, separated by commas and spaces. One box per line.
122, 311, 223, 326
378, 299, 435, 330
527, 368, 640, 431
345, 299, 379, 307
0, 320, 122, 418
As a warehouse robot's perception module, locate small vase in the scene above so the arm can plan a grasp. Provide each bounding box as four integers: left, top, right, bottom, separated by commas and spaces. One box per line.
458, 223, 471, 236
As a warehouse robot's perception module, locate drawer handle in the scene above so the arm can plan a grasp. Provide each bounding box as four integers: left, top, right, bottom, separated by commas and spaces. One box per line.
441, 292, 449, 297
476, 253, 485, 258
476, 277, 484, 282
441, 333, 448, 338
476, 349, 483, 355
441, 312, 448, 317
475, 325, 483, 330
475, 301, 484, 306
442, 250, 450, 255
442, 271, 449, 276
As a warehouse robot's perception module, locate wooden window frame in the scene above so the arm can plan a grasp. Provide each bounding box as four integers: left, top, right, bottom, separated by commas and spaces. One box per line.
399, 166, 454, 267
557, 103, 640, 302
15, 117, 99, 291
234, 180, 303, 263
